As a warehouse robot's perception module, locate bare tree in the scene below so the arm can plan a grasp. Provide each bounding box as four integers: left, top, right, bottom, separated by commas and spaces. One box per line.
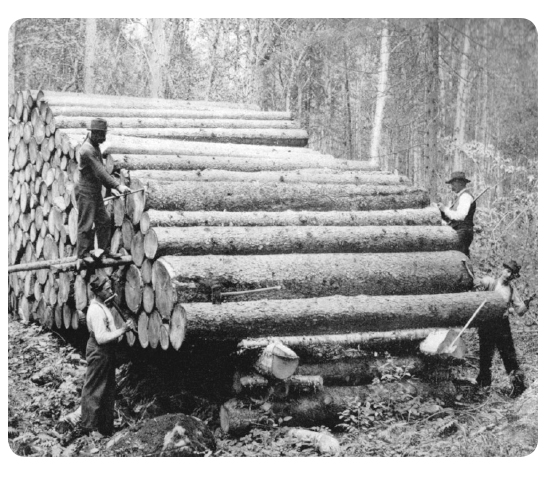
83, 18, 97, 94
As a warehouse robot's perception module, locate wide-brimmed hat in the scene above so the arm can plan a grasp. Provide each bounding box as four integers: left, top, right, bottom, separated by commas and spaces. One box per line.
446, 171, 471, 184
87, 118, 108, 132
503, 260, 521, 278
89, 275, 110, 293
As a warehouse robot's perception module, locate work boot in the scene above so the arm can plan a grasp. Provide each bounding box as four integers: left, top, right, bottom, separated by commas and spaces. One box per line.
510, 370, 527, 398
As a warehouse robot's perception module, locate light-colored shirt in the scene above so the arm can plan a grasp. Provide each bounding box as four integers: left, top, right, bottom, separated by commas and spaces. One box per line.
86, 299, 123, 345
443, 188, 473, 221
476, 276, 527, 316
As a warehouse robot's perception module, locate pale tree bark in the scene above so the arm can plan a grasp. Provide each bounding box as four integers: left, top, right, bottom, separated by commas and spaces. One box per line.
343, 42, 353, 160
149, 18, 171, 98
369, 20, 390, 168
205, 19, 224, 101
8, 22, 15, 101
453, 20, 472, 171
476, 22, 488, 146
424, 19, 440, 199
83, 18, 97, 94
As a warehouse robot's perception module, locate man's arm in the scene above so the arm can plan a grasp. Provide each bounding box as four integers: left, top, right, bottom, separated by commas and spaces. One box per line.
88, 304, 129, 345
442, 192, 472, 221
510, 285, 528, 316
474, 276, 495, 290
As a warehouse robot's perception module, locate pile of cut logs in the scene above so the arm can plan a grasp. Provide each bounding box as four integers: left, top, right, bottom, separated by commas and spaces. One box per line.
8, 90, 507, 434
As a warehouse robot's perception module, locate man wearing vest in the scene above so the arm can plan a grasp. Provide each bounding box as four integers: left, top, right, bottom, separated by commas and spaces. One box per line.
474, 260, 528, 397
79, 275, 135, 436
437, 171, 476, 257
76, 118, 131, 261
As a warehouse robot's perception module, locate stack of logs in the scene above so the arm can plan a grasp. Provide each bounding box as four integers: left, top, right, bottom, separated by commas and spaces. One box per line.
8, 90, 507, 434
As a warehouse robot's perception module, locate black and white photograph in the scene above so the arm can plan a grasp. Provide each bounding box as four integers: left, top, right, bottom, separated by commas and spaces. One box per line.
6, 14, 539, 460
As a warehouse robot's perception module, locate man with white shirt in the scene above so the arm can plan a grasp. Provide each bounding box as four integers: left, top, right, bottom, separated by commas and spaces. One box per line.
437, 171, 475, 257
79, 275, 135, 436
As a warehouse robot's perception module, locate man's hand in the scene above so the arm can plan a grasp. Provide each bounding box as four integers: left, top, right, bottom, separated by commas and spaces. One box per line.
436, 202, 446, 212
117, 184, 131, 195
123, 318, 136, 333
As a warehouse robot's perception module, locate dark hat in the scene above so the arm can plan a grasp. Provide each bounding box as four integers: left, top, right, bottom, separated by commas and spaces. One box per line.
87, 118, 108, 132
89, 275, 110, 293
446, 171, 471, 184
503, 260, 521, 278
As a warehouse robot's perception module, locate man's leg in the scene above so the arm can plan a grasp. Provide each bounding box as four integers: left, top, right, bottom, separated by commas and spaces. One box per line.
456, 229, 474, 257
76, 190, 97, 258
476, 324, 495, 387
94, 199, 112, 252
495, 316, 527, 396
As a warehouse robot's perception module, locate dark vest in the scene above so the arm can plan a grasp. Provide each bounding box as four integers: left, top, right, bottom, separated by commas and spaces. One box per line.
449, 191, 475, 231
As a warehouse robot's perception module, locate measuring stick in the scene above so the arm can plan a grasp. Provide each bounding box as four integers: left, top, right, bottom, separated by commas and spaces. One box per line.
445, 299, 487, 353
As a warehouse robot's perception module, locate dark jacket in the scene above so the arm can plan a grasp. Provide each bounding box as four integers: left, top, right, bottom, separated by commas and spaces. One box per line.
78, 138, 119, 195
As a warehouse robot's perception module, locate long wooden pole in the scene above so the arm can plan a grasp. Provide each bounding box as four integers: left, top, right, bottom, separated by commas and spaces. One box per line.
8, 255, 133, 274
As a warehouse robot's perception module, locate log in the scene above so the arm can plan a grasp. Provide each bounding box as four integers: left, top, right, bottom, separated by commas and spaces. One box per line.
151, 225, 461, 257
144, 181, 429, 212
112, 153, 380, 173
151, 251, 473, 305
62, 127, 309, 147
254, 342, 299, 380
138, 312, 149, 349
179, 292, 504, 339
233, 373, 324, 396
285, 429, 340, 456
148, 311, 161, 349
220, 380, 433, 435
39, 89, 259, 111
159, 324, 170, 351
56, 117, 299, 129
125, 265, 143, 314
68, 134, 323, 160
238, 328, 445, 351
297, 356, 425, 387
169, 304, 187, 351
143, 285, 155, 314
129, 168, 406, 185
145, 207, 441, 228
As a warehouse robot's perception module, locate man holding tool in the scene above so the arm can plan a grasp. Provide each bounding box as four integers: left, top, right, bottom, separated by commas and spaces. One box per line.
76, 118, 131, 264
436, 171, 475, 257
60, 275, 135, 439
474, 260, 531, 397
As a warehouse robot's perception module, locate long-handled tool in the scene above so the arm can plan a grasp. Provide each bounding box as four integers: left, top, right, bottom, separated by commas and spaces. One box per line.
103, 187, 147, 203
211, 285, 282, 304
443, 299, 488, 354
104, 293, 136, 330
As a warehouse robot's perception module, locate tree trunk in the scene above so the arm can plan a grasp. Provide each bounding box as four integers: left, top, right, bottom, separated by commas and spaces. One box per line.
425, 19, 440, 200
152, 250, 473, 306
177, 291, 504, 339
56, 116, 300, 130
37, 90, 260, 111
221, 380, 433, 435
83, 19, 97, 94
62, 127, 309, 147
129, 169, 406, 186
145, 207, 441, 228
112, 153, 379, 173
148, 19, 170, 99
369, 20, 390, 168
143, 180, 429, 212
50, 106, 289, 120
151, 225, 461, 256
453, 20, 472, 171
8, 22, 15, 102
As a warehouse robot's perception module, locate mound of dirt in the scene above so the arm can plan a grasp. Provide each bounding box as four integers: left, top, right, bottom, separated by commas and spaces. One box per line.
105, 413, 216, 457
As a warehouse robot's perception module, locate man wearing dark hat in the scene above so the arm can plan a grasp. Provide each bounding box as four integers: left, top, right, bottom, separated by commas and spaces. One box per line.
78, 275, 135, 436
76, 118, 131, 260
474, 260, 529, 397
437, 171, 475, 256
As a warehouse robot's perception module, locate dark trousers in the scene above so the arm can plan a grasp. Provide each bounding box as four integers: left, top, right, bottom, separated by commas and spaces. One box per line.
455, 228, 474, 257
81, 333, 117, 435
76, 187, 111, 258
477, 315, 520, 386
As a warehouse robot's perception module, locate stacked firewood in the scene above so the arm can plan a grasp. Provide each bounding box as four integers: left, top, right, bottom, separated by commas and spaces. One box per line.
9, 90, 508, 434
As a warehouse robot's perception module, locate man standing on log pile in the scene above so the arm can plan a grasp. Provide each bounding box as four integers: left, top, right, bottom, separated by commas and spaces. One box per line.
76, 118, 131, 266
436, 171, 475, 257
474, 260, 529, 397
61, 276, 135, 440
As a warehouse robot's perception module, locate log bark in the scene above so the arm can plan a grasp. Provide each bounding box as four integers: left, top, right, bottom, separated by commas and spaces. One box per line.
112, 154, 380, 173
144, 181, 429, 212
129, 169, 407, 186
57, 116, 300, 130
220, 380, 433, 435
62, 127, 309, 147
180, 291, 504, 339
151, 251, 473, 305
145, 207, 441, 228
39, 89, 260, 111
233, 373, 324, 396
68, 134, 323, 159
152, 225, 461, 256
51, 106, 292, 120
